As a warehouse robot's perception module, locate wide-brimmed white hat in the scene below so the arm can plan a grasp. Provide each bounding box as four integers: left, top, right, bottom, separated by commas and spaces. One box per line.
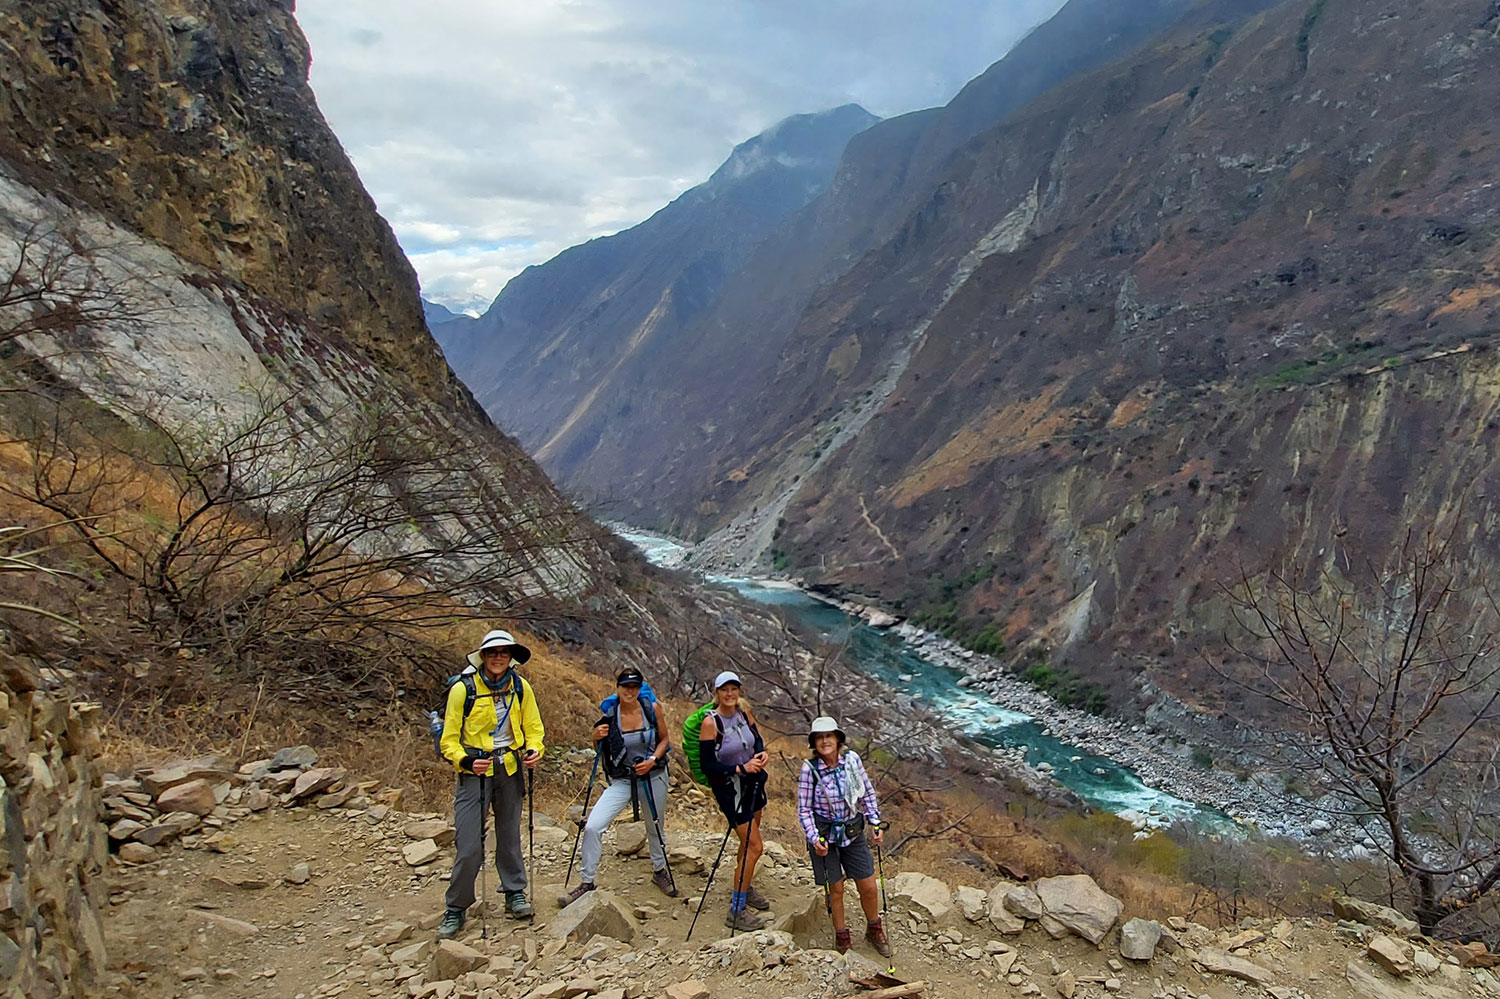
467, 629, 532, 668
713, 670, 742, 690
808, 716, 846, 747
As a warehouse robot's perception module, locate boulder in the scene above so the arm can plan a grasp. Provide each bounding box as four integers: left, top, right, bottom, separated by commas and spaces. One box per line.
269, 745, 319, 769
403, 839, 441, 867
1412, 947, 1442, 975
284, 862, 311, 885
1194, 947, 1275, 985
289, 766, 345, 800
1368, 935, 1413, 977
664, 982, 709, 999
954, 885, 987, 922
431, 939, 487, 979
613, 822, 647, 856
1003, 885, 1045, 921
548, 889, 634, 944
1453, 941, 1500, 968
710, 931, 794, 975
117, 842, 155, 864
391, 940, 431, 966
887, 872, 953, 924
1034, 875, 1123, 946
243, 789, 274, 811
137, 757, 229, 796
1119, 918, 1161, 961
1333, 896, 1420, 938
667, 843, 705, 875
157, 779, 217, 816
405, 819, 455, 845
108, 818, 146, 841
985, 884, 1025, 935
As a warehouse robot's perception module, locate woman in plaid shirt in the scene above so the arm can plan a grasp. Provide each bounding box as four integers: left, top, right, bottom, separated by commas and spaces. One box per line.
797, 716, 891, 956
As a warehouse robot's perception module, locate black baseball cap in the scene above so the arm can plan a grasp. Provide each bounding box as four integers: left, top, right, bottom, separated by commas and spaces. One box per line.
616, 668, 645, 686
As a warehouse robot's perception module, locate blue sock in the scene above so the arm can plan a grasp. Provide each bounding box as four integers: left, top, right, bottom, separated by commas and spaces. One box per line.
730, 890, 747, 912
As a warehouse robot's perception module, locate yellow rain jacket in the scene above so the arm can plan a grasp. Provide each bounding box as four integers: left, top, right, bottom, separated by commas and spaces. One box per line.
439, 669, 546, 776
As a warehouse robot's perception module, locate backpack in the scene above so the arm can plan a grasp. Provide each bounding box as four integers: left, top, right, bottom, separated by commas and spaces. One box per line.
599, 679, 657, 714
681, 701, 715, 786
428, 668, 525, 761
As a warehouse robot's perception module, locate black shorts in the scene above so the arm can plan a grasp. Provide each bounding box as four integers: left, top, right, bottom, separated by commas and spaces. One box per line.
710, 772, 767, 827
808, 833, 875, 886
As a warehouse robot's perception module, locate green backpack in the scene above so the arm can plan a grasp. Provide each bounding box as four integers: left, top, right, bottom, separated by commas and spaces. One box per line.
681, 702, 715, 785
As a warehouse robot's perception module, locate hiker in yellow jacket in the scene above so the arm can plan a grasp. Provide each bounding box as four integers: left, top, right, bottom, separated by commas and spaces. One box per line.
437, 629, 545, 938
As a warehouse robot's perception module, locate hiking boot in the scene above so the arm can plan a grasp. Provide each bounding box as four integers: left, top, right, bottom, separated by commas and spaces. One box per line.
723, 907, 766, 931
505, 890, 534, 919
436, 908, 465, 939
866, 918, 892, 958
652, 868, 678, 898
556, 882, 595, 909
835, 928, 852, 953
744, 884, 771, 911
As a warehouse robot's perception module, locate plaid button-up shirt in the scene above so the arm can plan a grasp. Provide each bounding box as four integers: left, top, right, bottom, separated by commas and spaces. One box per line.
797, 749, 880, 846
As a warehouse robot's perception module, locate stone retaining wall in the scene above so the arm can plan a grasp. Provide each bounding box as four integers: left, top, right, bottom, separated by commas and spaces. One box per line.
0, 656, 107, 999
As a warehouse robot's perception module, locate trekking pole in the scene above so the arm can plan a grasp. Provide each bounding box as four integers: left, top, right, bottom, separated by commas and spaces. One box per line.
687, 822, 733, 941
640, 769, 676, 895
479, 769, 491, 941
565, 744, 602, 887
817, 840, 833, 915
526, 762, 537, 920
874, 827, 894, 974
730, 822, 752, 939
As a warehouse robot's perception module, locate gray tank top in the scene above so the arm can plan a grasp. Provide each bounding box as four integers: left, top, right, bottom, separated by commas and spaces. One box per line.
619, 724, 655, 763
715, 709, 755, 768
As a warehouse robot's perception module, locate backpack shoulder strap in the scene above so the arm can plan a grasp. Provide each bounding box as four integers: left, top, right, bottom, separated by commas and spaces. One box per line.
460, 673, 478, 719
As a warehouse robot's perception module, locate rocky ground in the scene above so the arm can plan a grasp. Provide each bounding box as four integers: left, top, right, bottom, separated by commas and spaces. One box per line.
91, 747, 1500, 999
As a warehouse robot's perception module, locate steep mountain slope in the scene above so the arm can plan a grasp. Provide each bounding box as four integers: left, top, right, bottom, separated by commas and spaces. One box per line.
434, 104, 878, 466
459, 0, 1259, 507
422, 298, 462, 328
0, 0, 628, 629
453, 0, 1500, 706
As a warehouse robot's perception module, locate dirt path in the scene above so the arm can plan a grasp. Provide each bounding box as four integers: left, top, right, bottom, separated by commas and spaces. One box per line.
96, 777, 1492, 999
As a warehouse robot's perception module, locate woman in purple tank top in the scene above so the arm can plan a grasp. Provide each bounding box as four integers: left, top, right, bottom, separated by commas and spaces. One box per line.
696, 670, 770, 931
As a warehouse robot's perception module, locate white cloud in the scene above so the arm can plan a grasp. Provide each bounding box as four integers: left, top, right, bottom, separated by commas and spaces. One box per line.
297, 0, 1065, 314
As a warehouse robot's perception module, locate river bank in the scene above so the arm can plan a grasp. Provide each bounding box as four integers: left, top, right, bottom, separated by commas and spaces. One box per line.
614, 524, 1376, 855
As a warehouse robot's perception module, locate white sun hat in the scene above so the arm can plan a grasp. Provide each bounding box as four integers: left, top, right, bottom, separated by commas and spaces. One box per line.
713, 670, 742, 690
466, 629, 532, 668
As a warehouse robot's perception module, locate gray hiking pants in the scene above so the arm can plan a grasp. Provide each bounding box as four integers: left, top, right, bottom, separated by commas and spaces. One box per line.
580, 770, 669, 884
445, 768, 526, 911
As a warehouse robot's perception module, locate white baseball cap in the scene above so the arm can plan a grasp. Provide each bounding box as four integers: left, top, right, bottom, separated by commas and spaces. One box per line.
713, 670, 742, 690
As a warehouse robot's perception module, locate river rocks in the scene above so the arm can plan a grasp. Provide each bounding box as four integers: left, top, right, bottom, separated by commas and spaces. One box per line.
1034, 875, 1123, 945
1368, 935, 1414, 976
549, 889, 635, 944
888, 872, 953, 923
1195, 947, 1275, 985
954, 885, 987, 922
1119, 918, 1161, 961
1333, 896, 1420, 938
157, 778, 218, 816
1003, 885, 1046, 921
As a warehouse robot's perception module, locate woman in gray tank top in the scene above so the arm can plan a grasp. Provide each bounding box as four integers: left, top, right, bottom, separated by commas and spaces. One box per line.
696, 670, 770, 931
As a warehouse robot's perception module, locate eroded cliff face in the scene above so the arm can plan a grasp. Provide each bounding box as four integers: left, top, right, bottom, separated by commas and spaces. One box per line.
764, 0, 1500, 696
0, 0, 451, 396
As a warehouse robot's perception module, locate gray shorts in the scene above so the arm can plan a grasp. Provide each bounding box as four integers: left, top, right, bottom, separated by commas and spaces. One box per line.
808, 833, 875, 886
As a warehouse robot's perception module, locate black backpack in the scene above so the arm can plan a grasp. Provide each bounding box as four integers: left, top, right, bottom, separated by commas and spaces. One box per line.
427, 669, 525, 760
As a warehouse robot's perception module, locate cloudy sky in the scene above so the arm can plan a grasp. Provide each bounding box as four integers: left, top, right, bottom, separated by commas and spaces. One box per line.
297, 1, 1066, 315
